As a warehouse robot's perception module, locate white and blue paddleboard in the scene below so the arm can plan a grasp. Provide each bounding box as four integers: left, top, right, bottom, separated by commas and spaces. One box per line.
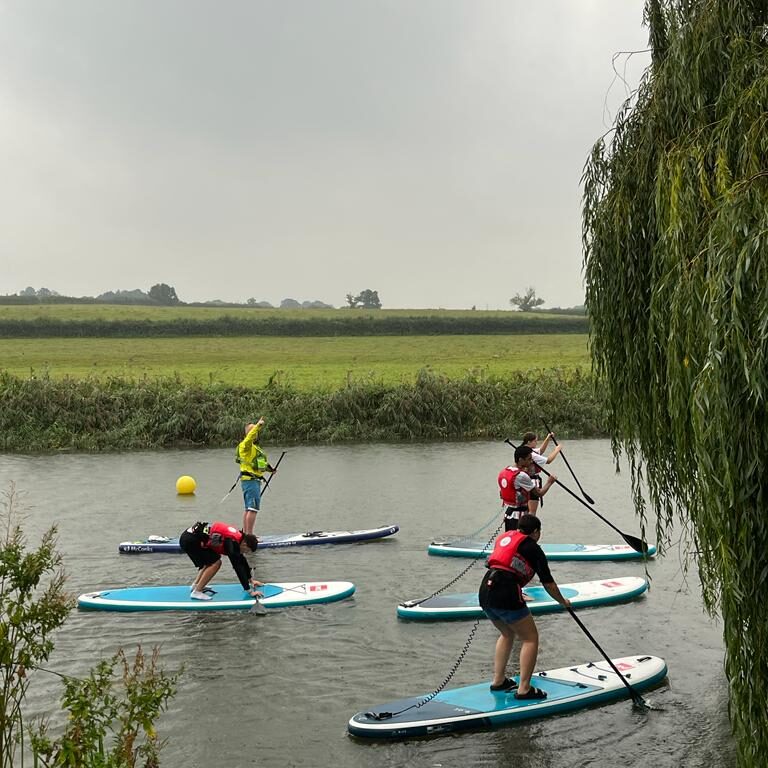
77, 581, 356, 612
118, 524, 399, 554
397, 576, 648, 621
348, 654, 667, 738
428, 540, 656, 561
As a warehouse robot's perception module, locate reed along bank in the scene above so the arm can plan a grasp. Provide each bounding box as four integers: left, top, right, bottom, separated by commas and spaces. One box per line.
0, 369, 604, 452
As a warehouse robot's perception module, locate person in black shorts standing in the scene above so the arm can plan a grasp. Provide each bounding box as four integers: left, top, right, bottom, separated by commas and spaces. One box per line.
478, 514, 571, 699
179, 520, 262, 601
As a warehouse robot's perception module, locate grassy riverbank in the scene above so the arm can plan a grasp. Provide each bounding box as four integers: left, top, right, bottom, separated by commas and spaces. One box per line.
0, 369, 604, 451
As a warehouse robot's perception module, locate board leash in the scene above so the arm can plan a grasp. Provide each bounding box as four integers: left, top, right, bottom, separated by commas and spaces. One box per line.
365, 619, 482, 721
399, 519, 504, 609
451, 508, 502, 543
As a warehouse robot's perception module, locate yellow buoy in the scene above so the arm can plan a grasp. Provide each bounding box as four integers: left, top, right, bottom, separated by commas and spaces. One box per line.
176, 475, 197, 495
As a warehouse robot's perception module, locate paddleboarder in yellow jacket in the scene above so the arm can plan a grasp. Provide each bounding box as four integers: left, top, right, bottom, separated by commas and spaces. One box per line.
237, 418, 277, 536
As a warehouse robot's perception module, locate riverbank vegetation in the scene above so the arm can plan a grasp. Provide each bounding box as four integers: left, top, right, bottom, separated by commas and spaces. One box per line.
0, 485, 178, 767
0, 368, 604, 451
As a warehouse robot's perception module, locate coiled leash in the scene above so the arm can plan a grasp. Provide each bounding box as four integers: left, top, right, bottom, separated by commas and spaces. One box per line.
398, 518, 504, 609
365, 618, 482, 720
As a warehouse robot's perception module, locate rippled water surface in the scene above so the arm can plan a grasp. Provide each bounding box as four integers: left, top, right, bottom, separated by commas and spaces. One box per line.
0, 441, 736, 767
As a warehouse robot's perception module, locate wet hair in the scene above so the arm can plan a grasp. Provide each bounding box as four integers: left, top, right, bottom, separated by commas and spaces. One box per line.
518, 515, 542, 535
522, 432, 537, 445
514, 445, 534, 463
242, 533, 259, 551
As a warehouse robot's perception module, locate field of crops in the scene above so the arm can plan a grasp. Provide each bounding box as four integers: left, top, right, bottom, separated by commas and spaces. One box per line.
0, 334, 590, 389
0, 304, 580, 323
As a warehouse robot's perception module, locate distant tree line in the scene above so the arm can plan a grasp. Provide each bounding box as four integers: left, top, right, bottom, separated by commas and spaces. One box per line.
1, 284, 335, 309
2, 284, 585, 316
0, 313, 588, 338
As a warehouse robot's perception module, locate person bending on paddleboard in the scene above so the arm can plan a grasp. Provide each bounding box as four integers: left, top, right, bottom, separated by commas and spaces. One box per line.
521, 431, 562, 511
179, 521, 263, 601
237, 417, 278, 536
479, 514, 571, 700
498, 446, 557, 531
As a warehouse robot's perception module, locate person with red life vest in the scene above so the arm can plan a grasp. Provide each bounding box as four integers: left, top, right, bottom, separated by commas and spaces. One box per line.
179, 521, 263, 601
521, 431, 562, 511
478, 514, 571, 700
498, 445, 557, 531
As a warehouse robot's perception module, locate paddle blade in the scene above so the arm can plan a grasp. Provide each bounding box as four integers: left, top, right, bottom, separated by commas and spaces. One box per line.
249, 597, 267, 615
583, 492, 595, 505
622, 532, 651, 554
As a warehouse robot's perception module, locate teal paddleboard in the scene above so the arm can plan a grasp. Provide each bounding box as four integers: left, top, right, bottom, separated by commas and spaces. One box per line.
348, 655, 667, 738
77, 581, 355, 612
397, 576, 648, 620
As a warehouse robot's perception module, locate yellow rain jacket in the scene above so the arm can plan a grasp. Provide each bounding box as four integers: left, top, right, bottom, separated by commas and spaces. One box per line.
236, 423, 270, 480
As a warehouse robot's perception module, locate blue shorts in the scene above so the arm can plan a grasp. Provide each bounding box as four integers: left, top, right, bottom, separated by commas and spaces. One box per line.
483, 605, 531, 624
242, 479, 262, 513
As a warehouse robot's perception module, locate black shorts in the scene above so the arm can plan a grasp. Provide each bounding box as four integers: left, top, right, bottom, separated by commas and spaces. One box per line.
179, 530, 220, 568
503, 506, 526, 532
478, 568, 525, 612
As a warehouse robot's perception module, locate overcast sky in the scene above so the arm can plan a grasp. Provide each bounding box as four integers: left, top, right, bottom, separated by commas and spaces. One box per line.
0, 1, 649, 309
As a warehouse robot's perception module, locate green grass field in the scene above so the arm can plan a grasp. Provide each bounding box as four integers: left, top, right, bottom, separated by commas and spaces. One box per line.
0, 304, 581, 323
0, 334, 590, 389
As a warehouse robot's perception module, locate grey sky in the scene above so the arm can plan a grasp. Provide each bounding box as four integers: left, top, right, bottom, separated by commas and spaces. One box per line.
0, 1, 649, 309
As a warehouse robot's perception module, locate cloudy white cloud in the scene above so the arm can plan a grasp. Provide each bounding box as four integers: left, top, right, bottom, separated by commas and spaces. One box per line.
0, 0, 650, 308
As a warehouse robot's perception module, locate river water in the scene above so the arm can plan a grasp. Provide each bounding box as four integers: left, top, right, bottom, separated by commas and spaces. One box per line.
0, 441, 735, 767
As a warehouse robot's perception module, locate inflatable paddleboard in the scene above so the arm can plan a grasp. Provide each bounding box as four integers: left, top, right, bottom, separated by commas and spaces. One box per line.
348, 654, 667, 738
428, 540, 656, 560
397, 576, 647, 620
118, 524, 399, 553
77, 581, 355, 612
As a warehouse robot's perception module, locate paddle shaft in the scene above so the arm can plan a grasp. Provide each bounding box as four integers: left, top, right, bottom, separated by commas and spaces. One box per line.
567, 607, 649, 708
542, 421, 594, 504
220, 475, 241, 503
503, 439, 648, 553
260, 450, 286, 496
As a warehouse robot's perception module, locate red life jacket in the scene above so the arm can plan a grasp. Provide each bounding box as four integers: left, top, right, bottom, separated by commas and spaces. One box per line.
498, 466, 530, 508
487, 530, 536, 585
202, 521, 243, 555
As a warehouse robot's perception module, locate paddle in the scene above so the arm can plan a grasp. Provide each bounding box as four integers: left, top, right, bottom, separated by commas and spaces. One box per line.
219, 449, 286, 504
249, 595, 267, 615
566, 607, 654, 709
220, 475, 241, 504
260, 450, 286, 496
504, 439, 649, 554
541, 421, 594, 504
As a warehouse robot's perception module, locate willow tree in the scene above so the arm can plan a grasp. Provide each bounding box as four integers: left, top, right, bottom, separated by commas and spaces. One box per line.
582, 1, 768, 764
